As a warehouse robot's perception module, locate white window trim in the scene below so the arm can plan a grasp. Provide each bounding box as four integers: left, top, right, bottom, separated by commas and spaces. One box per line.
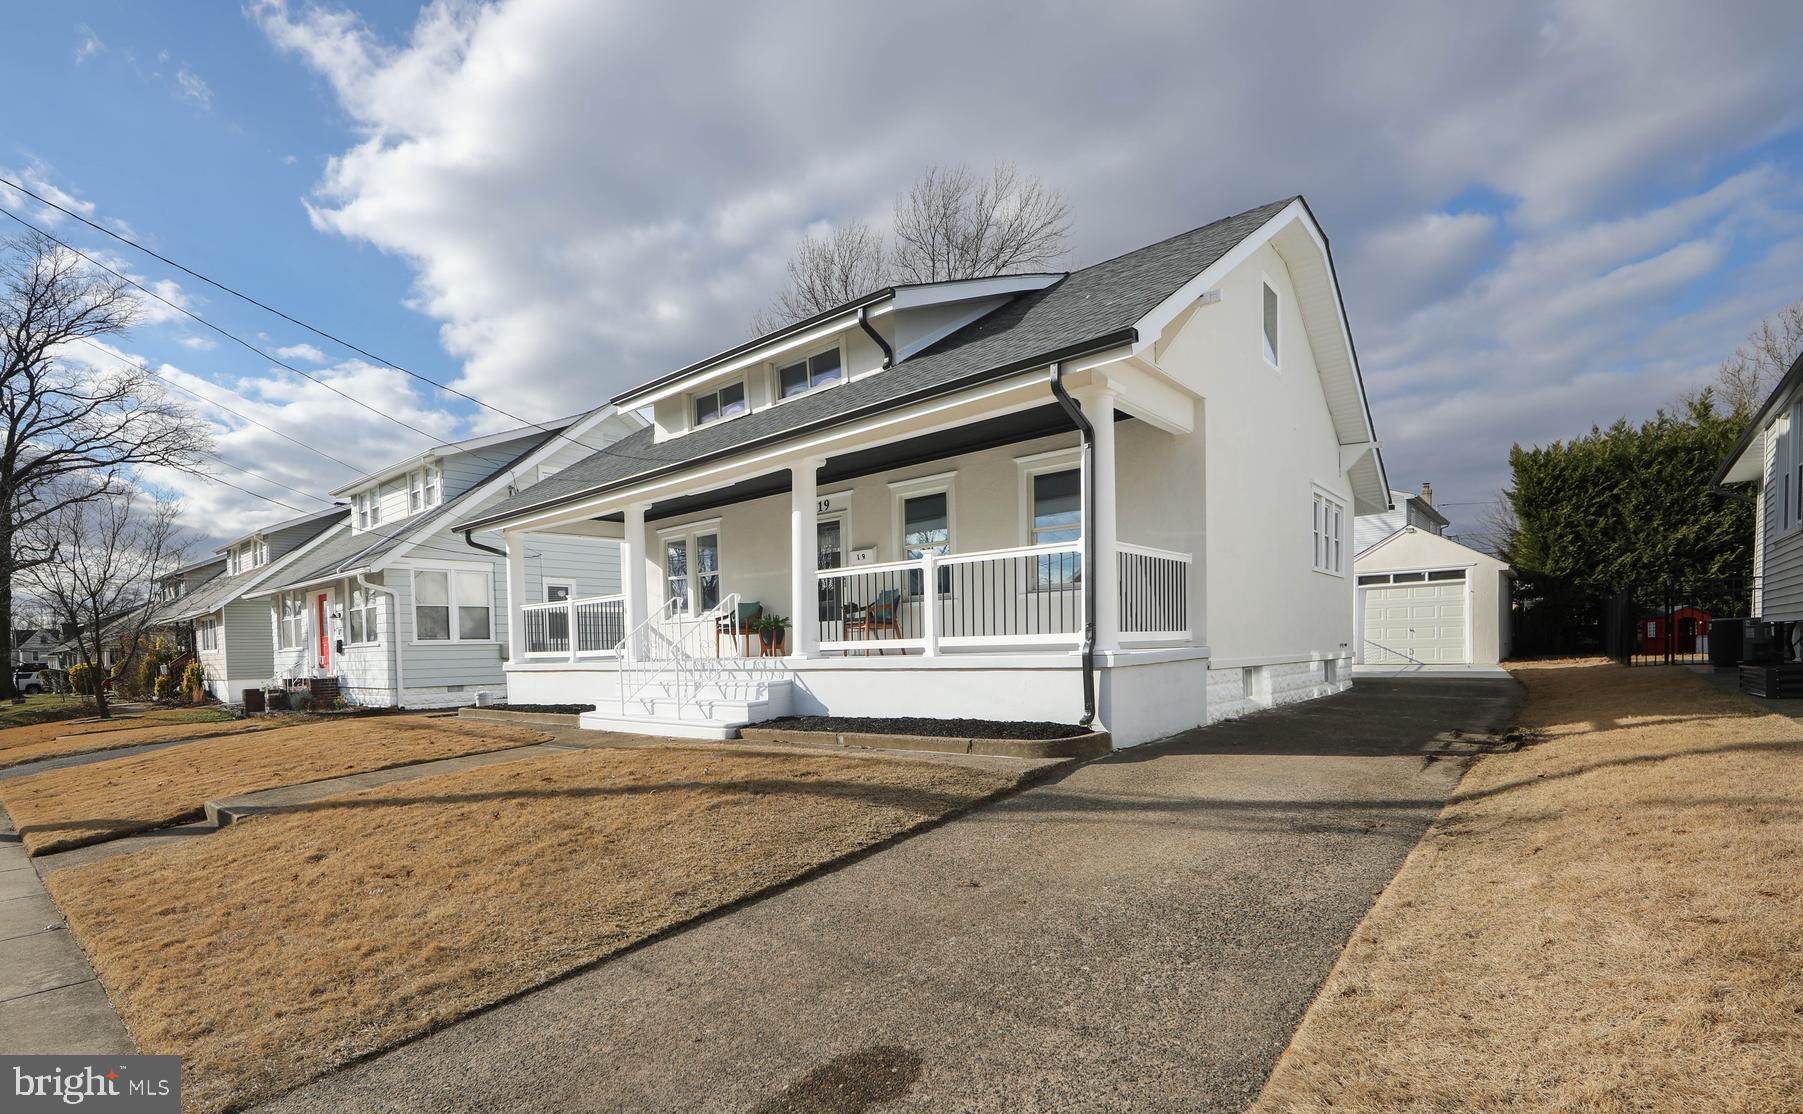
347, 582, 382, 646
1014, 448, 1082, 548
770, 342, 847, 407
542, 578, 576, 603
408, 565, 498, 645
277, 592, 307, 651
690, 379, 749, 429
1312, 486, 1346, 577
889, 472, 956, 579
1261, 273, 1281, 369
655, 517, 725, 615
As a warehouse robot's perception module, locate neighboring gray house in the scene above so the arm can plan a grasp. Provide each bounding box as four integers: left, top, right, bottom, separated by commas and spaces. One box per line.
1353, 484, 1449, 556
164, 506, 350, 703
244, 405, 643, 708
1717, 349, 1803, 624
12, 629, 59, 669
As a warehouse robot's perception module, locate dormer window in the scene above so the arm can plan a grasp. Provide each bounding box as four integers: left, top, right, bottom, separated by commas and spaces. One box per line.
407, 465, 442, 514
693, 381, 747, 427
777, 348, 843, 401
355, 490, 383, 532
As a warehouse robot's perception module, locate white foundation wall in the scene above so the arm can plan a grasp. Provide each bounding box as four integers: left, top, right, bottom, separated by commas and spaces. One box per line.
1203, 657, 1351, 724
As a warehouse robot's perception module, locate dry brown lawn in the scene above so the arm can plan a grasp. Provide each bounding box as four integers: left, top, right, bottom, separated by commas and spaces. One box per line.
0, 713, 295, 771
2, 715, 548, 855
1254, 660, 1803, 1114
48, 744, 1030, 1114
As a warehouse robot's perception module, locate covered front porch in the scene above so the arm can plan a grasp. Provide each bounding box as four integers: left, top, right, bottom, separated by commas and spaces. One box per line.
498, 360, 1213, 743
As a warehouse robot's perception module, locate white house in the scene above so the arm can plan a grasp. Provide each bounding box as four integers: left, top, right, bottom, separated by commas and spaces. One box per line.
242, 406, 643, 708
11, 628, 60, 669
164, 507, 350, 702
1353, 488, 1512, 667
464, 196, 1391, 747
1715, 348, 1803, 626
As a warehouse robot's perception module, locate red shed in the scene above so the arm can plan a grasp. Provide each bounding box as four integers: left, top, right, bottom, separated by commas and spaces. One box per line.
1638, 606, 1712, 656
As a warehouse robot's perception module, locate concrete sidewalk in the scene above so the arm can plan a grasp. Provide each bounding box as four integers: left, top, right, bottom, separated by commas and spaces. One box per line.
0, 813, 132, 1054
259, 675, 1520, 1114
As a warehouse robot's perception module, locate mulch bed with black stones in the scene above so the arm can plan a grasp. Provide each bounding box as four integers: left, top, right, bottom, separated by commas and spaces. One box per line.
756, 715, 1090, 740
480, 702, 598, 715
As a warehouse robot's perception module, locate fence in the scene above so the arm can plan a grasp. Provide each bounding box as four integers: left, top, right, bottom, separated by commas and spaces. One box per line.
1604, 576, 1758, 667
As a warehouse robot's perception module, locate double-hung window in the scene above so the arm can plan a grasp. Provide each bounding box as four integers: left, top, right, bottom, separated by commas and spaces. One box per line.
777, 348, 844, 400
348, 586, 380, 644
407, 465, 442, 515
198, 618, 218, 652
693, 381, 747, 427
1030, 468, 1081, 587
278, 595, 305, 650
1313, 490, 1345, 574
356, 490, 383, 531
902, 491, 951, 596
412, 569, 492, 641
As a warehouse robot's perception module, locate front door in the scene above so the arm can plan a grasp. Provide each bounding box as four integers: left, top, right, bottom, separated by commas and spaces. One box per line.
316, 593, 331, 671
816, 516, 846, 628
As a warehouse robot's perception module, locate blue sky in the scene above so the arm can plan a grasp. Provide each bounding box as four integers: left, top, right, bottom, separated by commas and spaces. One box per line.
6, 1, 1803, 547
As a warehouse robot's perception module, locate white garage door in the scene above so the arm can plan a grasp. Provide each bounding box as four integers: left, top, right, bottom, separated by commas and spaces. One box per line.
1361, 571, 1468, 664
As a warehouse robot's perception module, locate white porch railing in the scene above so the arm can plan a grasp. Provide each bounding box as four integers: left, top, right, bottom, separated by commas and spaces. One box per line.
815, 541, 1191, 653
1117, 543, 1191, 642
521, 593, 626, 659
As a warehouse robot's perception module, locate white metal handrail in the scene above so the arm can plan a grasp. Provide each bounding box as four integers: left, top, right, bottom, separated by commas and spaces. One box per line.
613, 593, 785, 719
522, 593, 626, 659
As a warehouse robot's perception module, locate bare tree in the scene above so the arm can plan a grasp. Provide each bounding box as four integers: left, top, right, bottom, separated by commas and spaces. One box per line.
890, 162, 1071, 284
1714, 297, 1803, 414
25, 483, 184, 718
754, 161, 1072, 329
1465, 495, 1521, 560
749, 221, 889, 336
0, 230, 209, 695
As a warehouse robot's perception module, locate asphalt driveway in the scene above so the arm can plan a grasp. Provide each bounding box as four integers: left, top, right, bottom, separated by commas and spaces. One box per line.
260, 675, 1520, 1114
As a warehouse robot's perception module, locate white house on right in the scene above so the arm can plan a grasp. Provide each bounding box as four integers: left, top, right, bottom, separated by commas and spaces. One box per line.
1353, 485, 1512, 667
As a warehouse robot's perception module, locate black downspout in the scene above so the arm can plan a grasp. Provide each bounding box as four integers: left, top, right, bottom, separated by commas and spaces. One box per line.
858, 305, 893, 368
461, 528, 508, 559
1048, 361, 1097, 728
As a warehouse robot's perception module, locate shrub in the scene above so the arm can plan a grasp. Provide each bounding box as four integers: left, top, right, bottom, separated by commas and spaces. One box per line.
68, 662, 98, 696
181, 661, 206, 703
153, 674, 177, 702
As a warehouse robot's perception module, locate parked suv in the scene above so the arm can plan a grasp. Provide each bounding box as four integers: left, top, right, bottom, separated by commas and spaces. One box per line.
13, 667, 46, 695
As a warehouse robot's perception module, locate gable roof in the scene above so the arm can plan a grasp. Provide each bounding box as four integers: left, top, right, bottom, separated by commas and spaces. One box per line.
468, 196, 1308, 530
214, 504, 347, 554
162, 510, 348, 623
1355, 524, 1512, 574
328, 413, 584, 497
1715, 348, 1803, 485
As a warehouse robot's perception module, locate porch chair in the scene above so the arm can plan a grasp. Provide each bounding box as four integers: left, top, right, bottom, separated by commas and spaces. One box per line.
716, 600, 762, 657
844, 588, 903, 655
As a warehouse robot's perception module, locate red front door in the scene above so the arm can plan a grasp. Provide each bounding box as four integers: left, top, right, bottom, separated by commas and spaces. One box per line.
317, 593, 331, 669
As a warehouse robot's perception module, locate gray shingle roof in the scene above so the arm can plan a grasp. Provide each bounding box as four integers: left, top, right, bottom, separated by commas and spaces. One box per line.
255, 427, 565, 594
471, 197, 1297, 528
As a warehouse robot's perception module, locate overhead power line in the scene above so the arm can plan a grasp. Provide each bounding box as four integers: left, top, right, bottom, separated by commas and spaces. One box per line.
75, 339, 363, 472
0, 173, 575, 440
0, 206, 458, 449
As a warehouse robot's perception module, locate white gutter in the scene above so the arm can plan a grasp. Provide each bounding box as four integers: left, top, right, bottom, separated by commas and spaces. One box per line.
357, 572, 405, 708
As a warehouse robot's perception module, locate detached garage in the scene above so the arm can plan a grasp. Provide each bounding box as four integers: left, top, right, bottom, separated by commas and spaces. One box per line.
1354, 526, 1513, 667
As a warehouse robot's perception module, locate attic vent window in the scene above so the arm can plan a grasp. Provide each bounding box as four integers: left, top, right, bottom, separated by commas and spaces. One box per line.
778, 348, 844, 400
693, 381, 747, 427
1262, 281, 1280, 366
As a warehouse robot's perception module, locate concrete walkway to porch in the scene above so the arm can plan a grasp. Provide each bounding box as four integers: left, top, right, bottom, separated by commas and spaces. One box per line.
258, 674, 1521, 1113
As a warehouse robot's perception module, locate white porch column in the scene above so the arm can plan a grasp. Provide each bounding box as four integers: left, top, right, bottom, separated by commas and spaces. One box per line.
1087, 384, 1121, 652
789, 458, 822, 658
622, 503, 650, 642
504, 528, 527, 664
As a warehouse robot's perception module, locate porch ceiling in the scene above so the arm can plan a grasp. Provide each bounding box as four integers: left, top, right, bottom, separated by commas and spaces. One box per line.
593, 403, 1114, 524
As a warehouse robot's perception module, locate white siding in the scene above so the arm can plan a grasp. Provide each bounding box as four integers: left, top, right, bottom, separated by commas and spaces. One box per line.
1760, 422, 1803, 619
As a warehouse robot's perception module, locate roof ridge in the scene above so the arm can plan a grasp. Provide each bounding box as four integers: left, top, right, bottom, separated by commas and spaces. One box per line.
1066, 195, 1298, 278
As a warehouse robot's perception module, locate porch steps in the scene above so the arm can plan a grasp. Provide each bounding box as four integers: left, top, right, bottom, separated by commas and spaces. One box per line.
582, 679, 794, 741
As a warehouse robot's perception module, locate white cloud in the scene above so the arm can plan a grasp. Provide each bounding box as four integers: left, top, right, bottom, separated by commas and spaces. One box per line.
74, 24, 104, 64
174, 66, 213, 108
176, 335, 217, 351
273, 342, 328, 362
235, 0, 1803, 537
